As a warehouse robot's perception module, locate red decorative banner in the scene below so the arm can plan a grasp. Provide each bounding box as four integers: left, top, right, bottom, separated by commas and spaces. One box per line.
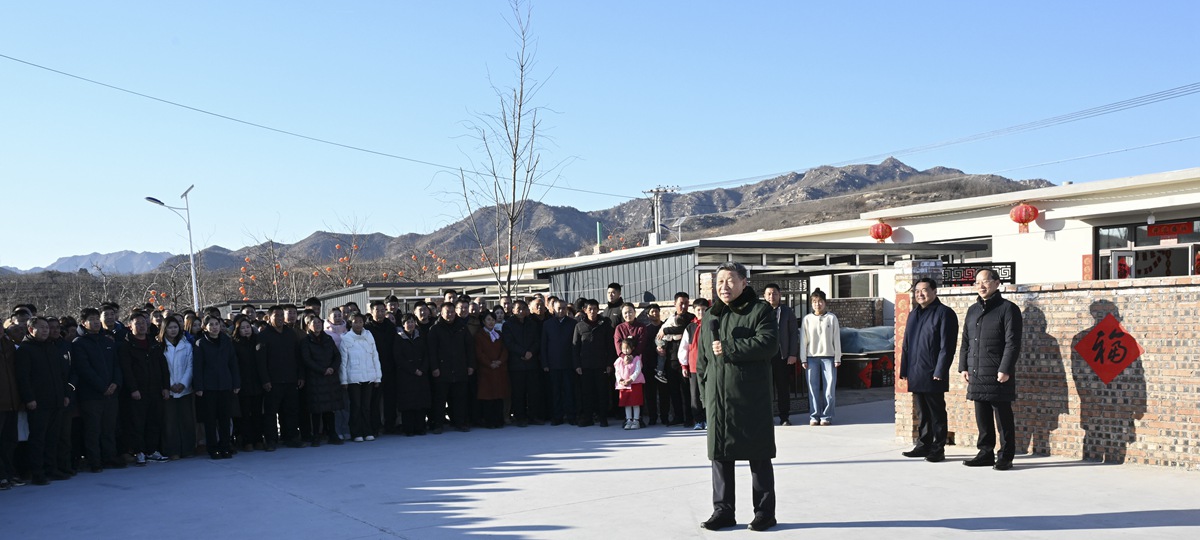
1072, 313, 1144, 384
1147, 222, 1194, 237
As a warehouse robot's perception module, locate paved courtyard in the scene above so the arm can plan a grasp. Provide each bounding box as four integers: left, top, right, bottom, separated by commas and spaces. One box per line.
3, 397, 1198, 539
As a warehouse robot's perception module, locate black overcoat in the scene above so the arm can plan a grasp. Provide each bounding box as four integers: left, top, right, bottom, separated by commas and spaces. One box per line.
958, 292, 1022, 402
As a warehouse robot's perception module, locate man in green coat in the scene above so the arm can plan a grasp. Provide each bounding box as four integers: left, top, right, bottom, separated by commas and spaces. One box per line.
697, 262, 779, 532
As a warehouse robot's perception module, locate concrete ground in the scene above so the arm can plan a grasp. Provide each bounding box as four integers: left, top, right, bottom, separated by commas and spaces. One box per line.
3, 396, 1198, 539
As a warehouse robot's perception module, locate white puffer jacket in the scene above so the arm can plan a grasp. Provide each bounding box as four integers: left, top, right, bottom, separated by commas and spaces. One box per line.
339, 329, 381, 384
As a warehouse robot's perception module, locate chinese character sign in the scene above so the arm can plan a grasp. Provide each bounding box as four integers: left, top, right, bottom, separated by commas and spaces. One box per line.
1072, 314, 1144, 384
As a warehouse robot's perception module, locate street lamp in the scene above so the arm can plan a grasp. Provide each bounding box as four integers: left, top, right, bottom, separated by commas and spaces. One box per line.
145, 184, 200, 312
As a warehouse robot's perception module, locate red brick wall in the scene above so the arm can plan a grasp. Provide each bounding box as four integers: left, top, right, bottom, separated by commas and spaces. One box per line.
827, 298, 884, 328
896, 276, 1200, 470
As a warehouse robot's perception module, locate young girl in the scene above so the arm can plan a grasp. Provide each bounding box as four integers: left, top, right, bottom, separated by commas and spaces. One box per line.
801, 289, 841, 426
614, 337, 646, 430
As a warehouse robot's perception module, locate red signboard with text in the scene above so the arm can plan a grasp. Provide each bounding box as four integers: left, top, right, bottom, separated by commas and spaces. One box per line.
1147, 222, 1194, 237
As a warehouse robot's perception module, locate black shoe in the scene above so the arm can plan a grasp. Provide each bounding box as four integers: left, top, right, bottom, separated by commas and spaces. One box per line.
550, 418, 563, 426
994, 458, 1013, 471
780, 418, 792, 426
515, 420, 528, 428
48, 471, 71, 481
264, 443, 277, 452
748, 515, 777, 532
431, 426, 444, 435
647, 417, 658, 426
89, 465, 104, 473
701, 513, 737, 531
309, 439, 321, 448
31, 476, 50, 486
577, 420, 594, 427
925, 451, 946, 463
963, 452, 996, 467
902, 446, 931, 458
328, 437, 344, 446
105, 461, 127, 470
598, 418, 609, 427
528, 419, 545, 426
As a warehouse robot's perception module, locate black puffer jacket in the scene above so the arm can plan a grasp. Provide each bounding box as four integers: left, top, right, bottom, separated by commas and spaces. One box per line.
957, 292, 1022, 402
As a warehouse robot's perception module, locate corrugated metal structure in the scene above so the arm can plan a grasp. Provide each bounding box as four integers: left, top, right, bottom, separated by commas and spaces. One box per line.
537, 239, 986, 306
316, 280, 550, 313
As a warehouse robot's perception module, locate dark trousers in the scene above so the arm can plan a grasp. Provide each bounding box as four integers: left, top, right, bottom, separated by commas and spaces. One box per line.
914, 391, 948, 452
297, 386, 313, 441
27, 408, 64, 479
508, 369, 544, 421
547, 369, 576, 422
664, 362, 688, 424
687, 372, 706, 424
58, 412, 79, 473
162, 394, 197, 457
347, 383, 375, 438
772, 358, 793, 421
479, 399, 505, 428
0, 411, 20, 479
200, 390, 233, 455
712, 459, 776, 518
121, 394, 163, 455
263, 385, 300, 444
400, 409, 428, 435
433, 380, 469, 428
577, 368, 608, 422
380, 364, 398, 431
233, 394, 262, 448
973, 399, 1015, 459
80, 397, 119, 467
642, 371, 662, 422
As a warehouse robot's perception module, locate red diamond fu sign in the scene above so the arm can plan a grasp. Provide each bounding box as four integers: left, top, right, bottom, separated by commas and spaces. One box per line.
1073, 313, 1144, 384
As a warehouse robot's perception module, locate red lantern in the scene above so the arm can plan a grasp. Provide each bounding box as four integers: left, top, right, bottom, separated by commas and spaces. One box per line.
1010, 202, 1039, 234
869, 220, 893, 243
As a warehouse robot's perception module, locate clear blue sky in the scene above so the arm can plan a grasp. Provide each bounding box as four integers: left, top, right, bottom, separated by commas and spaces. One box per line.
2, 1, 1197, 270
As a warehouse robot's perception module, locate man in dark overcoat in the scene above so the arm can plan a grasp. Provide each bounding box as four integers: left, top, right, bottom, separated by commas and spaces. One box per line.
899, 277, 959, 462
697, 262, 779, 532
958, 268, 1023, 471
762, 284, 799, 426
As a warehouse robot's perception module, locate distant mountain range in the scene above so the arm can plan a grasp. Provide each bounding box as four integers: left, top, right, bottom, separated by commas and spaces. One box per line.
3, 251, 173, 275
12, 159, 1054, 275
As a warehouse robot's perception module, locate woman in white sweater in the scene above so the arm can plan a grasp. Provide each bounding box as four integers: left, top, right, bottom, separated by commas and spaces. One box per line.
800, 289, 841, 426
339, 313, 381, 442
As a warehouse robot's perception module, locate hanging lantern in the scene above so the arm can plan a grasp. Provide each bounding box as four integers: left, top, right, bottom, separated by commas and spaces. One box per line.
869, 219, 893, 243
1010, 202, 1039, 234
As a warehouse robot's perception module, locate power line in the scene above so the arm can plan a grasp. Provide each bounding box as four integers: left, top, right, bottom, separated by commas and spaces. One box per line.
0, 52, 638, 200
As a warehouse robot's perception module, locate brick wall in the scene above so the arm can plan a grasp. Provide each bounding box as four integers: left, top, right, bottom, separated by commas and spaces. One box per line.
827, 297, 884, 328
895, 276, 1200, 470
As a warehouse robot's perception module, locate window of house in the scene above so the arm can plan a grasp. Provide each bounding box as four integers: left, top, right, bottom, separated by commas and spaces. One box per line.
1095, 219, 1200, 278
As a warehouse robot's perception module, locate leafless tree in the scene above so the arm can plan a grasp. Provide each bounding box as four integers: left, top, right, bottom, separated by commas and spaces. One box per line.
459, 0, 570, 301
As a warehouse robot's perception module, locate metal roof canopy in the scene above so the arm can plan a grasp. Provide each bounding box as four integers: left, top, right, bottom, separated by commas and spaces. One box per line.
317, 280, 550, 303
538, 239, 987, 278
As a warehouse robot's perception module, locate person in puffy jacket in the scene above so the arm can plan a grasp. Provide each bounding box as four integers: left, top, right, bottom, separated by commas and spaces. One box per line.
193, 315, 240, 460
300, 313, 344, 446
958, 268, 1022, 471
159, 317, 196, 459
339, 313, 380, 442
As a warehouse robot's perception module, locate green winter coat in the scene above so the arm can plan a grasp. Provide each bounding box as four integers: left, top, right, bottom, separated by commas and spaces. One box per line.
698, 286, 779, 461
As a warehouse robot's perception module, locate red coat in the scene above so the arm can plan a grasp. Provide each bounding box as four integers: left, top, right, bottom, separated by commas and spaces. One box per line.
474, 329, 509, 400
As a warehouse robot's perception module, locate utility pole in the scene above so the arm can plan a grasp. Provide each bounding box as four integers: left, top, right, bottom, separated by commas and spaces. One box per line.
644, 186, 678, 246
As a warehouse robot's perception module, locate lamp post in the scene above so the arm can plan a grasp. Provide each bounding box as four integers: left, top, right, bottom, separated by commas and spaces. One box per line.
145, 185, 200, 312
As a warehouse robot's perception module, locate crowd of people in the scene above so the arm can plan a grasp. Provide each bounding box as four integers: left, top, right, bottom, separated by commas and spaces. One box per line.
1, 281, 819, 491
